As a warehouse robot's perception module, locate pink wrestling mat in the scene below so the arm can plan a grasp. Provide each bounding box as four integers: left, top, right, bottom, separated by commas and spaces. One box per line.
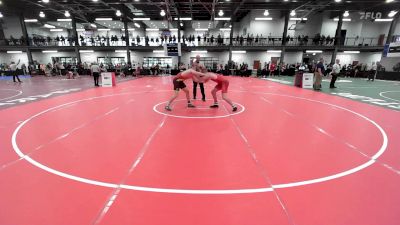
0, 76, 399, 225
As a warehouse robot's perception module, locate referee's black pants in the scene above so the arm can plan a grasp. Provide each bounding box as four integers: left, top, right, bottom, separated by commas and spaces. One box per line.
93, 72, 100, 86
13, 70, 21, 82
330, 73, 338, 88
193, 81, 205, 100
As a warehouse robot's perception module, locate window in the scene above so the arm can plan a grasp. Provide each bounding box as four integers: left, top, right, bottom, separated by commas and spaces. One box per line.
52, 57, 77, 65
97, 57, 126, 65
143, 57, 172, 68
190, 57, 219, 70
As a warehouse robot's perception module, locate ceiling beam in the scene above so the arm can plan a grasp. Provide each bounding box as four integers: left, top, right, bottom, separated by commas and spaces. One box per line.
211, 0, 217, 21
197, 0, 212, 15
164, 0, 172, 21
232, 0, 246, 17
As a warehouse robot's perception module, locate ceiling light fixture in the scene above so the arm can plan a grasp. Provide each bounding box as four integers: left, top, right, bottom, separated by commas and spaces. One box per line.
334, 18, 351, 21
264, 10, 269, 16
7, 51, 23, 54
255, 17, 273, 20
39, 11, 45, 18
218, 10, 224, 16
79, 50, 94, 53
375, 18, 393, 22
306, 50, 323, 53
116, 10, 122, 17
343, 51, 360, 54
215, 17, 230, 20
290, 10, 296, 16
65, 10, 70, 17
24, 19, 38, 22
0, 12, 3, 18
290, 18, 307, 21
343, 11, 349, 17
388, 11, 398, 17
191, 50, 208, 53
95, 18, 112, 21
133, 18, 150, 20
134, 23, 140, 28
42, 50, 58, 53
160, 10, 166, 16
232, 50, 246, 53
44, 24, 56, 28
43, 0, 49, 3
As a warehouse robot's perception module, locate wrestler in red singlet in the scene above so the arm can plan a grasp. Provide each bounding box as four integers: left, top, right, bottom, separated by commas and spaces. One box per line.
201, 73, 237, 112
210, 74, 229, 93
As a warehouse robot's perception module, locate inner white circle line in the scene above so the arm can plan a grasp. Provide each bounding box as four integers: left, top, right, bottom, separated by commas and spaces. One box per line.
153, 99, 245, 119
11, 92, 388, 195
0, 89, 23, 101
379, 91, 400, 102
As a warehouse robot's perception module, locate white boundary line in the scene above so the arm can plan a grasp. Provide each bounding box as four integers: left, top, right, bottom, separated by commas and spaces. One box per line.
379, 91, 400, 102
153, 100, 246, 119
11, 91, 388, 195
0, 89, 23, 101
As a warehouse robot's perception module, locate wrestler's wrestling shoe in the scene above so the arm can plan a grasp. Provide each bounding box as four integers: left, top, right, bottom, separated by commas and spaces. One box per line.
210, 103, 219, 108
187, 103, 196, 108
232, 105, 238, 112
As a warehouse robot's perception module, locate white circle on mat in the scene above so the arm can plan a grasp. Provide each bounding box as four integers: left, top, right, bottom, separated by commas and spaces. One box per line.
11, 92, 388, 194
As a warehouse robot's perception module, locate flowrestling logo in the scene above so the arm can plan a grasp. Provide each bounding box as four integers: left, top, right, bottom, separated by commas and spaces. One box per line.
0, 88, 81, 107
359, 12, 382, 20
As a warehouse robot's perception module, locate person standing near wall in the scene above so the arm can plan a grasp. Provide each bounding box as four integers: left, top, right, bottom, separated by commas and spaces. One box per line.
10, 60, 22, 83
368, 62, 377, 81
330, 59, 341, 88
269, 61, 276, 77
313, 58, 325, 91
91, 62, 101, 87
192, 55, 206, 101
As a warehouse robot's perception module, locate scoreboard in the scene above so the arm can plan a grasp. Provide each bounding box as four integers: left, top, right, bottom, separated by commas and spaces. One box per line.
164, 43, 181, 56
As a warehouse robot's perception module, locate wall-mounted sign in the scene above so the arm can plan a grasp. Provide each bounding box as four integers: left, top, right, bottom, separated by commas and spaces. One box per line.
164, 43, 181, 56
359, 12, 382, 20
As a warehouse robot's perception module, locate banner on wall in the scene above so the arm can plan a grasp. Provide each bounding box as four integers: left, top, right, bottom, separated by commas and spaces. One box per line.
386, 43, 400, 57
383, 44, 390, 57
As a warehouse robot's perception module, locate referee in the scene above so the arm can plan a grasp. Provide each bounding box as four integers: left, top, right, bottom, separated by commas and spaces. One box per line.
10, 60, 22, 83
90, 62, 101, 87
192, 55, 206, 101
330, 59, 340, 89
